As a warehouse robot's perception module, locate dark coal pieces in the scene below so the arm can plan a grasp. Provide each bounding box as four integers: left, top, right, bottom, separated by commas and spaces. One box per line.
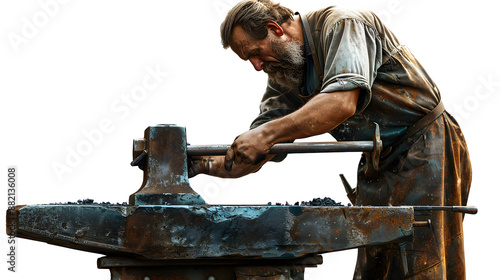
48, 198, 129, 206
302, 197, 344, 206
268, 197, 349, 207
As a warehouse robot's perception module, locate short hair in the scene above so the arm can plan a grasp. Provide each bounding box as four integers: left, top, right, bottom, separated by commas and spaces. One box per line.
220, 0, 294, 49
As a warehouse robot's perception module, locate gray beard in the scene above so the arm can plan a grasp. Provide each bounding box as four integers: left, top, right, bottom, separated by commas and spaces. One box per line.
263, 38, 305, 90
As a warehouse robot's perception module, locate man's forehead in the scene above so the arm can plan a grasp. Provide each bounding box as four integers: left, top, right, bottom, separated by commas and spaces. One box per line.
230, 26, 253, 59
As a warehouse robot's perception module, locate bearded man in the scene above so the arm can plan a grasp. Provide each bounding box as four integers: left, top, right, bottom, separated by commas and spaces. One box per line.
189, 0, 472, 279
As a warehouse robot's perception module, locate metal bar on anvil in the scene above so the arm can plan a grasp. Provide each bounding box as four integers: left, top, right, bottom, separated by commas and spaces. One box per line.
9, 205, 414, 260
183, 122, 383, 169
413, 205, 478, 215
187, 141, 374, 157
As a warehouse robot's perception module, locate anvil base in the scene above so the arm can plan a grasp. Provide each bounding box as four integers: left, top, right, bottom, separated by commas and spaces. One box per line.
99, 255, 323, 280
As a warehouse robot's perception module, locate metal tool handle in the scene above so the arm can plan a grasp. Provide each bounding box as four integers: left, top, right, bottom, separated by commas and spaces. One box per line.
187, 141, 374, 156
188, 123, 382, 161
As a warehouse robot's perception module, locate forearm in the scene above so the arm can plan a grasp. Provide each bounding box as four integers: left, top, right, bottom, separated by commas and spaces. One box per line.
220, 88, 360, 172
259, 89, 360, 144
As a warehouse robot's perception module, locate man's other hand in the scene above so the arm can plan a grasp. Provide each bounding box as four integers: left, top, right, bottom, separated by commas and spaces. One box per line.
189, 155, 269, 178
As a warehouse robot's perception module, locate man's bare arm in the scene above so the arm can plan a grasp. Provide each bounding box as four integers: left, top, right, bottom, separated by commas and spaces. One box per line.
225, 88, 360, 170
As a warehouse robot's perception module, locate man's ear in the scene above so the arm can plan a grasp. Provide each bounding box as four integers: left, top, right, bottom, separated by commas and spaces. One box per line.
266, 20, 284, 37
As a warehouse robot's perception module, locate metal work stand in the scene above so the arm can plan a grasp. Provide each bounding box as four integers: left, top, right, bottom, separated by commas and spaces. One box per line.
99, 255, 323, 280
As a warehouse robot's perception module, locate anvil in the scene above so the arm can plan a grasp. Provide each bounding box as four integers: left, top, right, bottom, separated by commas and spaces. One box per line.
6, 125, 475, 279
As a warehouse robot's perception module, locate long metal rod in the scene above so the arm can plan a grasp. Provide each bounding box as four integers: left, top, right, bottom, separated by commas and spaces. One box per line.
187, 141, 374, 157
413, 206, 478, 215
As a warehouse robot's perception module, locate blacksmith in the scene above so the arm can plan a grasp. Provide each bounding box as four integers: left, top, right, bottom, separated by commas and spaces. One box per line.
190, 1, 472, 278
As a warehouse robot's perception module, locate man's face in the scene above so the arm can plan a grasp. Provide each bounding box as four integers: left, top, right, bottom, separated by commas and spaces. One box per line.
230, 25, 305, 90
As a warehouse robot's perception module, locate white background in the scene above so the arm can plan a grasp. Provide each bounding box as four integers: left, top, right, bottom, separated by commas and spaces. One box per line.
1, 0, 498, 279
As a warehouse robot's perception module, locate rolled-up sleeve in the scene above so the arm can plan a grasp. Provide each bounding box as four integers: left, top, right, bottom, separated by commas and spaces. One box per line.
250, 79, 303, 129
250, 79, 304, 162
320, 18, 383, 113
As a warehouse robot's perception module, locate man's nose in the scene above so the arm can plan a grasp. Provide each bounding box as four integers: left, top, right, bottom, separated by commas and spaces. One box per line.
249, 57, 264, 71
